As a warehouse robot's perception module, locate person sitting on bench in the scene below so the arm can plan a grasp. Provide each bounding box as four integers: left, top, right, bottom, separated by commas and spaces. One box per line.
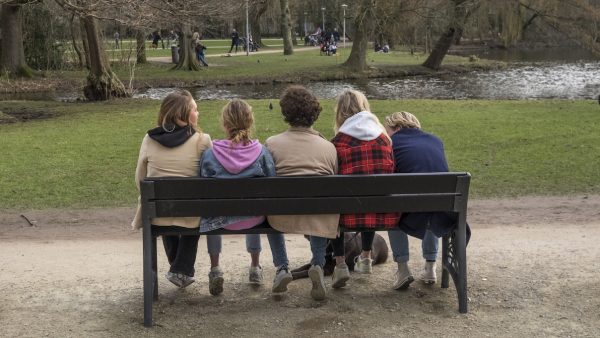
265, 85, 340, 301
329, 89, 399, 289
131, 90, 212, 288
199, 99, 293, 295
383, 111, 469, 289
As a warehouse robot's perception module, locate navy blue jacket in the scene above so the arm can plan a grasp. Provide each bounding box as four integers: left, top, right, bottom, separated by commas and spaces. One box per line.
390, 128, 448, 174
390, 128, 470, 242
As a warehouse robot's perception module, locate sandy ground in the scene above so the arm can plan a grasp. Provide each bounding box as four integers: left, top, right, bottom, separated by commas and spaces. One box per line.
147, 46, 321, 64
1, 195, 599, 338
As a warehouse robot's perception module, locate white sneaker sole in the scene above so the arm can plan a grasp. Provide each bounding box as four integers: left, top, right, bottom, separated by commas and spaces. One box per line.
272, 274, 293, 293
331, 273, 350, 289
355, 267, 373, 274
421, 277, 436, 285
308, 269, 326, 300
393, 275, 414, 290
249, 276, 263, 285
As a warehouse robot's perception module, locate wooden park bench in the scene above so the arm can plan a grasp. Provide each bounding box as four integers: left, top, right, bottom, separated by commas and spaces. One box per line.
139, 172, 471, 327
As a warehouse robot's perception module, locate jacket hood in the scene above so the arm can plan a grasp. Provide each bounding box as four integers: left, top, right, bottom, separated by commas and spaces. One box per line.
338, 111, 386, 141
147, 124, 195, 148
212, 139, 263, 174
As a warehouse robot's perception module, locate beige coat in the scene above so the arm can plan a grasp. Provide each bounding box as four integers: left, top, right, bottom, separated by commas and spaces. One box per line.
265, 127, 339, 238
131, 132, 212, 230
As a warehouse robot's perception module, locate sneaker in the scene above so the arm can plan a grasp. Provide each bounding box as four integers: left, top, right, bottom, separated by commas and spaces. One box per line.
272, 266, 293, 293
331, 263, 350, 289
166, 271, 195, 288
248, 265, 263, 285
420, 261, 437, 285
166, 271, 183, 287
308, 265, 326, 300
354, 255, 373, 274
208, 266, 224, 296
392, 262, 414, 290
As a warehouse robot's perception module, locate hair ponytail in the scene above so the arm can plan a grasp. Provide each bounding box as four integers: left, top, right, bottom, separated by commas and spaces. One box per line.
221, 99, 254, 145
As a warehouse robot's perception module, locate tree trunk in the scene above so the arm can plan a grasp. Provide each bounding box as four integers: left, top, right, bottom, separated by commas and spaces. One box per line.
0, 2, 33, 77
136, 29, 147, 64
80, 20, 90, 70
173, 23, 200, 71
251, 0, 270, 47
70, 15, 85, 68
422, 0, 469, 70
81, 15, 129, 100
280, 0, 294, 55
343, 0, 371, 72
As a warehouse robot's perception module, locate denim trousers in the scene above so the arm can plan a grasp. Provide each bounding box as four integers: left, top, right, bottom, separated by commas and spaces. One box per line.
205, 234, 289, 268
309, 235, 328, 267
162, 234, 200, 277
388, 229, 439, 263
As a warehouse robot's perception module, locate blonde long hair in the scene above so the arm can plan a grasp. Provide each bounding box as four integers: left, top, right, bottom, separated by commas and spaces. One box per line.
334, 89, 371, 131
221, 99, 254, 145
157, 90, 199, 133
384, 111, 422, 130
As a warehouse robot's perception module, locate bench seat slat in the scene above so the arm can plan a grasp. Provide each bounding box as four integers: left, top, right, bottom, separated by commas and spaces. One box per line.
145, 173, 466, 199
152, 194, 459, 217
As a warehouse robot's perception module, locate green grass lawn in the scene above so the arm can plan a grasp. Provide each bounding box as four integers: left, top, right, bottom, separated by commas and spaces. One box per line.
105, 38, 288, 57
2, 99, 597, 209
51, 42, 480, 87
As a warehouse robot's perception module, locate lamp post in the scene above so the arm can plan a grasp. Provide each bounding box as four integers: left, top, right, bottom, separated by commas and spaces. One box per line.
304, 11, 308, 37
341, 4, 347, 50
321, 7, 325, 32
245, 0, 250, 56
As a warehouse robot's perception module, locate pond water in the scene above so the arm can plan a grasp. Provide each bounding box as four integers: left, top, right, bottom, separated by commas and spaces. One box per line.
134, 60, 600, 101
4, 47, 599, 102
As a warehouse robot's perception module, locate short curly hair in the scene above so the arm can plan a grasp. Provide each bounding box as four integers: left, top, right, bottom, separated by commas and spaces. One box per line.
279, 85, 322, 127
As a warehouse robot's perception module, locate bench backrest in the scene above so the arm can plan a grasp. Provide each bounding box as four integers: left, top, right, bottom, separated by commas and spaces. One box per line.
140, 172, 470, 218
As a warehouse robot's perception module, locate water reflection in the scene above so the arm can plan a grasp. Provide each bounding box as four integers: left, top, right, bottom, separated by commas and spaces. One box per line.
133, 61, 600, 100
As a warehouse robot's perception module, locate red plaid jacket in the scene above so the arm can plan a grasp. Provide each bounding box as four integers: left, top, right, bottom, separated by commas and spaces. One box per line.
331, 132, 400, 229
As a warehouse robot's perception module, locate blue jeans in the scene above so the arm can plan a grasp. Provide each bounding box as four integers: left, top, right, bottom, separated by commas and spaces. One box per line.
388, 230, 439, 263
196, 51, 208, 66
205, 234, 289, 268
309, 236, 328, 267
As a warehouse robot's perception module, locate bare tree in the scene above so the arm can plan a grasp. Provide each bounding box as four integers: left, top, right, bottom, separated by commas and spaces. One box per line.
423, 0, 480, 70
280, 0, 293, 54
250, 0, 271, 47
135, 29, 147, 64
342, 0, 373, 72
0, 0, 35, 77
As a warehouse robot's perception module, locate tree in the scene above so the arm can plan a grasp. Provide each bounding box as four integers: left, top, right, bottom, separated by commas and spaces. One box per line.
136, 29, 147, 64
0, 1, 34, 77
250, 0, 271, 47
70, 14, 88, 69
280, 0, 293, 55
423, 0, 480, 70
342, 0, 373, 72
80, 14, 129, 100
173, 23, 201, 71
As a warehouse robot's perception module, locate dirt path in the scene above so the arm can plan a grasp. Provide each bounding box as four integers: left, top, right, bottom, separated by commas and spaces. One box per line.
1, 195, 599, 337
147, 46, 322, 64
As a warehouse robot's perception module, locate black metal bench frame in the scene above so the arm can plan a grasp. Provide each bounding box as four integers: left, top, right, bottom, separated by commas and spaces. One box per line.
140, 172, 470, 327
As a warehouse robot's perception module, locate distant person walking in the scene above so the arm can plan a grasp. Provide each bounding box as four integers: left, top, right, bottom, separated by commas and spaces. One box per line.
114, 31, 120, 49
192, 32, 208, 67
228, 28, 240, 54
151, 30, 161, 49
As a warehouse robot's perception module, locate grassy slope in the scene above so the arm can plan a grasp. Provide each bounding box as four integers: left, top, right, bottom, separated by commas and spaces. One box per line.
1, 99, 598, 209
52, 47, 478, 86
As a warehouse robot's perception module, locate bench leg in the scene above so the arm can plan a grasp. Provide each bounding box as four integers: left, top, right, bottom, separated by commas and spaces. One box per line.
441, 225, 468, 313
143, 225, 153, 327
152, 236, 159, 301
455, 215, 468, 314
441, 234, 450, 289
